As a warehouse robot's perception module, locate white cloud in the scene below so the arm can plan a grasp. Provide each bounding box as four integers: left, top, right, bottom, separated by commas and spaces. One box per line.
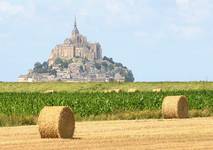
104, 0, 153, 24
84, 0, 153, 27
0, 0, 24, 15
176, 0, 190, 10
172, 0, 213, 39
170, 24, 203, 39
0, 0, 211, 41
175, 0, 212, 23
0, 0, 38, 23
133, 30, 167, 45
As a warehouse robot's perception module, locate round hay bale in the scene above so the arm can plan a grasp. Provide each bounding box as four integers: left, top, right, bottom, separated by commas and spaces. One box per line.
43, 90, 55, 94
38, 106, 75, 138
113, 89, 122, 93
162, 96, 188, 119
127, 88, 138, 93
103, 90, 112, 93
152, 88, 162, 92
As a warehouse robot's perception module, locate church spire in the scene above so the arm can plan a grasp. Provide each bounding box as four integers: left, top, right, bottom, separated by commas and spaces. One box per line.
72, 16, 79, 35
74, 16, 77, 28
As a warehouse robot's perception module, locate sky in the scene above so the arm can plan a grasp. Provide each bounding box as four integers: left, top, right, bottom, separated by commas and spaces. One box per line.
0, 0, 213, 82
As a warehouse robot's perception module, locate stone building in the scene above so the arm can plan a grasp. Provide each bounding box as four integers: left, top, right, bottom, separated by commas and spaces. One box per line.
48, 18, 102, 66
18, 18, 134, 82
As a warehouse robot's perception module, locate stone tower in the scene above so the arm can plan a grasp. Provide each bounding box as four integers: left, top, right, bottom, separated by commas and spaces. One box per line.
72, 17, 79, 38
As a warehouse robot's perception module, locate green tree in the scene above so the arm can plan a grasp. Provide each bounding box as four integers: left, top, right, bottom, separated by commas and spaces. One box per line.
49, 69, 57, 76
115, 62, 123, 68
80, 65, 84, 72
108, 64, 114, 71
55, 58, 69, 68
101, 62, 108, 71
33, 61, 49, 73
103, 56, 114, 64
55, 58, 63, 65
33, 62, 43, 73
95, 63, 101, 70
125, 70, 134, 82
42, 61, 48, 71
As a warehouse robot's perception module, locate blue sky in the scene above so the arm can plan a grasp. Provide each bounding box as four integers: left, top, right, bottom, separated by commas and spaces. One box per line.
0, 0, 213, 81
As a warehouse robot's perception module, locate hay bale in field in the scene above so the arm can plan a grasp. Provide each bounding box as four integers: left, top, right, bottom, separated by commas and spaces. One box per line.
113, 89, 122, 93
127, 88, 138, 93
43, 90, 55, 93
38, 106, 75, 138
152, 88, 162, 92
162, 96, 188, 119
103, 90, 111, 93
103, 89, 122, 93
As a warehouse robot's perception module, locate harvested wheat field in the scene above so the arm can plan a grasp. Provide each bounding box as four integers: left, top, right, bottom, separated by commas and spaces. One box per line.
0, 118, 213, 150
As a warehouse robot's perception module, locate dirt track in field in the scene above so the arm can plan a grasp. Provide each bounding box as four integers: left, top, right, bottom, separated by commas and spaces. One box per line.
0, 118, 213, 150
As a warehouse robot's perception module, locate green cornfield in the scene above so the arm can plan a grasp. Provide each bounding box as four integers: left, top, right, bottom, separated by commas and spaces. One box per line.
0, 90, 213, 117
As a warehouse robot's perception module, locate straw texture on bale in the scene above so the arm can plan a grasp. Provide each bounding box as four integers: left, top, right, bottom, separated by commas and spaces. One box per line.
162, 96, 188, 119
38, 106, 75, 138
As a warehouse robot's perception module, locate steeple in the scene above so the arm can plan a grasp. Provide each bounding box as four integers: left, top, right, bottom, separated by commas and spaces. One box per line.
72, 16, 79, 35
74, 16, 77, 28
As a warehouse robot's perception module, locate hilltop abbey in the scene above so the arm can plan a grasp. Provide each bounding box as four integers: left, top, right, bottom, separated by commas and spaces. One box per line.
48, 18, 102, 65
18, 18, 134, 82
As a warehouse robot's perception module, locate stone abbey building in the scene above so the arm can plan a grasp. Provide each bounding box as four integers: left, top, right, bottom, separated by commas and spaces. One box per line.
18, 18, 134, 82
48, 19, 102, 66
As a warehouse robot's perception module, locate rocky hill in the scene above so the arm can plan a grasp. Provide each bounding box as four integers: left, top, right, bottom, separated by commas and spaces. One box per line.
18, 19, 134, 82
20, 56, 134, 82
